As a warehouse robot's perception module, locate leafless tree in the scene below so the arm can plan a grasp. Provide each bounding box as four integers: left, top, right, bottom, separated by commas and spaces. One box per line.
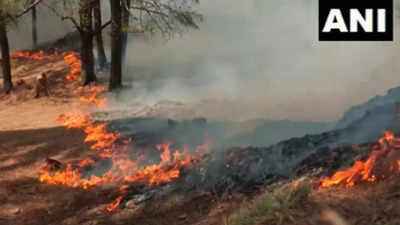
0, 0, 44, 94
43, 0, 110, 85
109, 0, 203, 91
93, 0, 107, 69
31, 0, 38, 48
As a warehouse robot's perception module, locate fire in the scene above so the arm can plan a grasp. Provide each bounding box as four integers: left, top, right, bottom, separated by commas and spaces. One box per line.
39, 163, 106, 190
56, 111, 92, 129
6, 50, 107, 107
38, 122, 211, 209
320, 131, 400, 188
11, 50, 213, 212
78, 158, 96, 167
107, 196, 124, 212
56, 111, 122, 155
106, 185, 129, 212
63, 52, 107, 106
79, 86, 107, 107
63, 52, 82, 82
39, 133, 211, 210
123, 142, 210, 185
5, 50, 58, 60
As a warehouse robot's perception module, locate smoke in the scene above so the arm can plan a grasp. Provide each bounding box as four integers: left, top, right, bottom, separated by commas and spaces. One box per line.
117, 0, 400, 122
7, 0, 400, 122
8, 5, 74, 50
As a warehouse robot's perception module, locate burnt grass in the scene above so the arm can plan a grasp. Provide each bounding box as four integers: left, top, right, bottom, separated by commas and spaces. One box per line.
105, 117, 393, 211
2, 115, 399, 225
100, 115, 400, 225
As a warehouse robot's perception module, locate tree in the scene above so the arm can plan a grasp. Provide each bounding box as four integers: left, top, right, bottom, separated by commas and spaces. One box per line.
0, 20, 12, 94
121, 0, 130, 65
45, 0, 110, 85
79, 0, 96, 85
31, 0, 38, 48
108, 0, 202, 91
109, 0, 122, 90
93, 0, 107, 69
0, 0, 43, 94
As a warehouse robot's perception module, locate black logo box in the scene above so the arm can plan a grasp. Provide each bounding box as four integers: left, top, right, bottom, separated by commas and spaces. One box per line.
319, 0, 394, 41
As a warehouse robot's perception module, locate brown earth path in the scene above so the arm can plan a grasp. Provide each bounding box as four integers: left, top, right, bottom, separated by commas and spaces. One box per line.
0, 56, 231, 225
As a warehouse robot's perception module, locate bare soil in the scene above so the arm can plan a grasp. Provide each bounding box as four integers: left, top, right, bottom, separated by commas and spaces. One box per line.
0, 56, 79, 130
1, 56, 400, 225
0, 56, 234, 225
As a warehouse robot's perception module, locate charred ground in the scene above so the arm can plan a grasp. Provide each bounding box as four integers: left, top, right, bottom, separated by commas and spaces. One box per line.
1, 47, 400, 225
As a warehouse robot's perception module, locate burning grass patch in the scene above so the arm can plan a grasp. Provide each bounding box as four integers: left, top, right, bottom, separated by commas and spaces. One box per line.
227, 181, 311, 225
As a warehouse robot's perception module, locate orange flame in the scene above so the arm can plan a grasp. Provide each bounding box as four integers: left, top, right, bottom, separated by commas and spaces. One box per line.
6, 50, 58, 60
78, 158, 96, 167
106, 185, 129, 212
10, 50, 214, 212
39, 164, 106, 190
63, 52, 82, 82
56, 111, 122, 155
320, 131, 400, 188
79, 87, 107, 107
7, 50, 107, 107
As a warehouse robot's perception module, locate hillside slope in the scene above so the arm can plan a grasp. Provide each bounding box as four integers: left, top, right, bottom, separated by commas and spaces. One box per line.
336, 87, 400, 129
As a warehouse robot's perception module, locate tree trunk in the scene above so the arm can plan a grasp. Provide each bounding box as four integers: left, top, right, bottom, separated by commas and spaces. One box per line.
79, 0, 96, 85
121, 0, 130, 65
31, 5, 38, 48
93, 0, 107, 69
0, 23, 12, 94
109, 0, 122, 90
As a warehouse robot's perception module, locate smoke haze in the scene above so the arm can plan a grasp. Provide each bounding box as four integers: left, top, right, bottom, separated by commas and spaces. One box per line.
9, 0, 400, 122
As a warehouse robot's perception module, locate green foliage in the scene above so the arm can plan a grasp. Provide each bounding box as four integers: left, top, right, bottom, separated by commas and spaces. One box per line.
228, 182, 311, 225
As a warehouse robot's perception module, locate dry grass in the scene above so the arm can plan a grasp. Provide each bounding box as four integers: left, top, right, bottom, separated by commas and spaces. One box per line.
228, 176, 400, 225
228, 181, 311, 225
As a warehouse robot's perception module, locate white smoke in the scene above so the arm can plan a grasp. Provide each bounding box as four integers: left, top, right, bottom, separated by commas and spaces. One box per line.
8, 0, 400, 122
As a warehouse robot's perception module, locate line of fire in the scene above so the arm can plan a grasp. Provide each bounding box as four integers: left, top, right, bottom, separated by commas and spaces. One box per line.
1, 1, 400, 225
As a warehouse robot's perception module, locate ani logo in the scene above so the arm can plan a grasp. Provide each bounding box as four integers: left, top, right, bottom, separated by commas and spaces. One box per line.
319, 0, 394, 41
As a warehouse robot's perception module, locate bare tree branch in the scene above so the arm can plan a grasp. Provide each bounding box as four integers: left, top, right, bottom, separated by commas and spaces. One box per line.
62, 16, 82, 32
130, 6, 168, 17
125, 0, 202, 36
16, 0, 44, 18
91, 20, 111, 35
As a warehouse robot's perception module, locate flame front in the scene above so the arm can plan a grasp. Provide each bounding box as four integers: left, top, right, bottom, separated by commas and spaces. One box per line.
64, 52, 82, 82
78, 86, 107, 107
41, 111, 211, 210
320, 131, 400, 188
0, 50, 58, 60
8, 51, 213, 211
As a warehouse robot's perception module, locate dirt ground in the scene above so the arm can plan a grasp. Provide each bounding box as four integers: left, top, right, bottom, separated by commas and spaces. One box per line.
0, 124, 237, 225
0, 56, 236, 225
2, 55, 400, 225
0, 56, 79, 130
